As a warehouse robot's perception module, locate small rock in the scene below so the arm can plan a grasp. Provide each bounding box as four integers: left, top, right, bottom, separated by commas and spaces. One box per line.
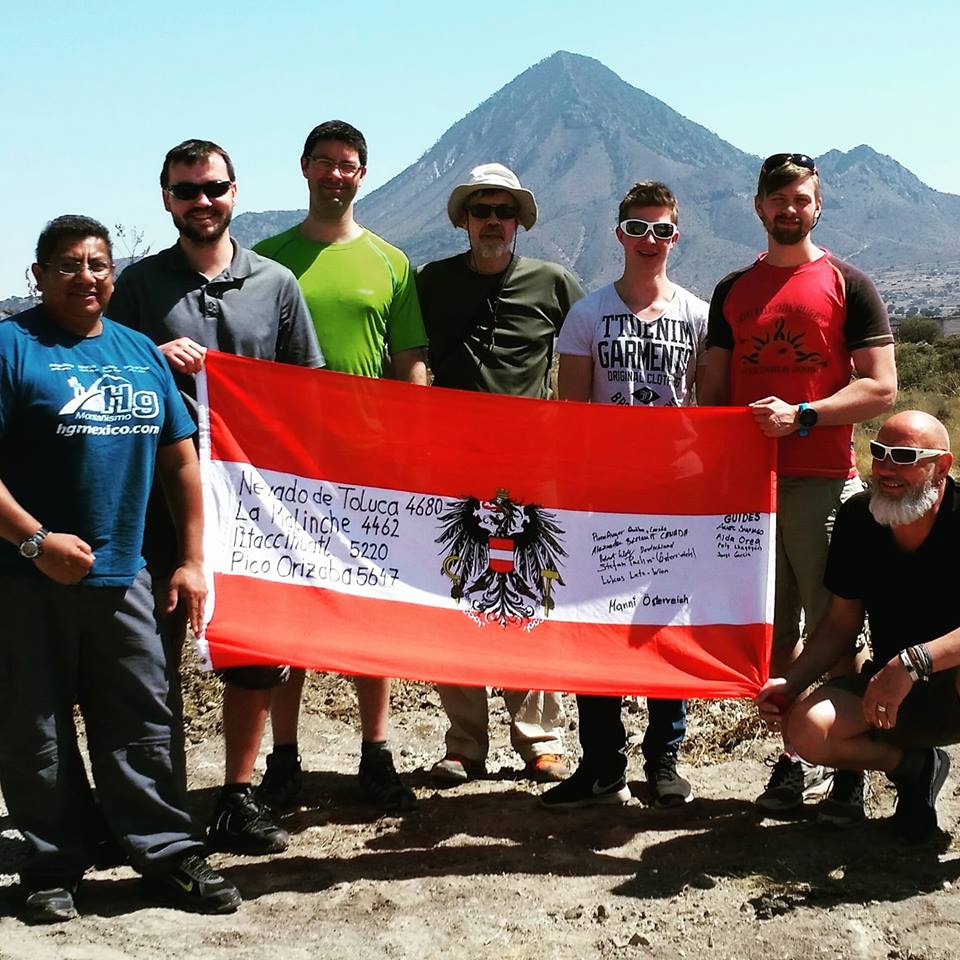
594, 904, 609, 921
943, 881, 952, 891
564, 906, 584, 920
629, 934, 650, 947
399, 748, 411, 757
688, 873, 716, 890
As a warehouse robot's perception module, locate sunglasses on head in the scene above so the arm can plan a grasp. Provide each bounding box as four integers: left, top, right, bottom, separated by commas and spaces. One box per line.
467, 203, 518, 221
869, 440, 949, 464
166, 180, 233, 201
760, 153, 818, 177
619, 219, 678, 240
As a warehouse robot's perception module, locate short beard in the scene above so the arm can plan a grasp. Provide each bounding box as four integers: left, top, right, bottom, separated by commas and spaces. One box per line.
869, 475, 940, 527
174, 210, 231, 245
474, 238, 509, 261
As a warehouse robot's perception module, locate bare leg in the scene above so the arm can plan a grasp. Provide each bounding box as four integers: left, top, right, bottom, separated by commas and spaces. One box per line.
223, 685, 271, 784
355, 676, 390, 742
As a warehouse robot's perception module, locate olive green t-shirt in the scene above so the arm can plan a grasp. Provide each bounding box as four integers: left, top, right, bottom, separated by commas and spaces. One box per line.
254, 227, 427, 377
416, 253, 584, 397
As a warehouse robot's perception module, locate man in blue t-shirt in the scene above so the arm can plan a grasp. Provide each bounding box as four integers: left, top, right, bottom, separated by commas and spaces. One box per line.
0, 216, 241, 923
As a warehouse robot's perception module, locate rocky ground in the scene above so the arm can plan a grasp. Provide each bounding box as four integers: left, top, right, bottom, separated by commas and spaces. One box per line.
3, 658, 960, 960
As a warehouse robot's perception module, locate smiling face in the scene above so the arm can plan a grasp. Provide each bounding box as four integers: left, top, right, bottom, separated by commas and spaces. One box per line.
300, 138, 366, 219
869, 413, 953, 527
616, 203, 678, 273
755, 174, 821, 247
32, 235, 113, 336
163, 153, 236, 244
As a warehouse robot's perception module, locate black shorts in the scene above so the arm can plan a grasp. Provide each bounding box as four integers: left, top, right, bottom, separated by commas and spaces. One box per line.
215, 665, 291, 690
825, 667, 960, 748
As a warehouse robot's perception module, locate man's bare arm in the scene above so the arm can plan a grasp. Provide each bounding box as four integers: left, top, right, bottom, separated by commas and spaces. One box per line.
696, 347, 732, 406
390, 347, 428, 385
557, 354, 593, 402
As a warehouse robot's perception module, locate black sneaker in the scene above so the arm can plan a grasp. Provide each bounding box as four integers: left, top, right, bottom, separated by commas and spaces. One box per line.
19, 882, 79, 924
892, 747, 951, 844
540, 765, 631, 809
256, 750, 303, 810
817, 770, 867, 828
147, 853, 241, 915
358, 748, 417, 812
646, 753, 693, 808
208, 785, 290, 854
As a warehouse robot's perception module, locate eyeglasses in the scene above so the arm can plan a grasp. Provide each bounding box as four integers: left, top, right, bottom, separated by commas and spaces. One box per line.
760, 153, 818, 176
306, 156, 363, 178
869, 440, 949, 464
166, 180, 234, 201
618, 219, 678, 240
46, 258, 113, 280
467, 203, 518, 221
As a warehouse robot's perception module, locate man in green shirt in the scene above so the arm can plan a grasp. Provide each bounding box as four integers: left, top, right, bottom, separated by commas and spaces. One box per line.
254, 120, 427, 812
415, 163, 584, 785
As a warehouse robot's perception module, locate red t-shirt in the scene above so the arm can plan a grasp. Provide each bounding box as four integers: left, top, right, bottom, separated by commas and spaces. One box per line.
707, 251, 892, 478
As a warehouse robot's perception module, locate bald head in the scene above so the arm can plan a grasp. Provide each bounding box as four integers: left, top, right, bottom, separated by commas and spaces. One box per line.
877, 410, 950, 452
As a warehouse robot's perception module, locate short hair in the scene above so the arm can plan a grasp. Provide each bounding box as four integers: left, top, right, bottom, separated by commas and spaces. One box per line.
757, 159, 821, 202
618, 181, 679, 225
36, 215, 112, 266
160, 139, 236, 188
302, 120, 368, 167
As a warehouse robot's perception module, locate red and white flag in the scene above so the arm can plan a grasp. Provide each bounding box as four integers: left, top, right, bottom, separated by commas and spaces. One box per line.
196, 352, 776, 698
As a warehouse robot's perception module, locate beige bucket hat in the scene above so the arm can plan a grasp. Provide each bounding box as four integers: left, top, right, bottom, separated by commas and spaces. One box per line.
446, 163, 538, 230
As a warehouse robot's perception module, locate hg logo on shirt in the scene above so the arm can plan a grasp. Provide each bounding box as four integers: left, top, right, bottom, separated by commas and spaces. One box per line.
58, 373, 160, 421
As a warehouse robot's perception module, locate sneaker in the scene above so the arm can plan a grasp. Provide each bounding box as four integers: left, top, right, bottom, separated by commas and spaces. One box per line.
540, 765, 631, 809
256, 750, 303, 810
207, 786, 290, 854
646, 753, 693, 808
19, 882, 78, 924
817, 770, 867, 828
147, 853, 241, 915
756, 755, 833, 812
430, 753, 486, 783
358, 748, 417, 812
524, 753, 569, 783
892, 747, 951, 844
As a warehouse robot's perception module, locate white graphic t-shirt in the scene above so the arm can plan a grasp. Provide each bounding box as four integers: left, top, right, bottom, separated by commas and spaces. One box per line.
558, 282, 708, 406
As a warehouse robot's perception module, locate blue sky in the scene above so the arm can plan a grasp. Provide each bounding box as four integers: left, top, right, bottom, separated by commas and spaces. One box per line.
2, 0, 958, 297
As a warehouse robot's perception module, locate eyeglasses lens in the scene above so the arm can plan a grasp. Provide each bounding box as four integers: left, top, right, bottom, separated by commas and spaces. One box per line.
168, 180, 233, 201
468, 204, 518, 220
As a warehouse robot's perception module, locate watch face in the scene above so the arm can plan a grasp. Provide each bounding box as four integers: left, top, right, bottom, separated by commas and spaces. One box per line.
799, 407, 818, 429
19, 539, 40, 559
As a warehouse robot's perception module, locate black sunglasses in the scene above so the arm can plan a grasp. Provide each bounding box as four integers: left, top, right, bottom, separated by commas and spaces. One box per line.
166, 180, 233, 201
467, 203, 518, 221
759, 153, 818, 176
869, 440, 949, 465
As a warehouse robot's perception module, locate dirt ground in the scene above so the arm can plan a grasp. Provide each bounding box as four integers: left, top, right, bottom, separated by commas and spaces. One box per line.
3, 661, 960, 960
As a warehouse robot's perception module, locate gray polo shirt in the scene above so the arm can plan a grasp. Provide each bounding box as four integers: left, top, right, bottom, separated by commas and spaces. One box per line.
108, 239, 324, 402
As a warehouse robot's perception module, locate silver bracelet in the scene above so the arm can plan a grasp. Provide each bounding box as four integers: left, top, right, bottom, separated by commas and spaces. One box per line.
899, 649, 921, 683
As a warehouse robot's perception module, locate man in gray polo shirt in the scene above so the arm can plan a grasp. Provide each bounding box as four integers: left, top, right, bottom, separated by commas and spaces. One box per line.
109, 138, 324, 857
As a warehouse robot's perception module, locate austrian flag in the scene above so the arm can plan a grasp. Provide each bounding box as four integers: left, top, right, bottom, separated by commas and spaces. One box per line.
197, 352, 777, 698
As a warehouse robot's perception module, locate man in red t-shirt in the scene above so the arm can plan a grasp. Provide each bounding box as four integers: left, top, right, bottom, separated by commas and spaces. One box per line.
700, 153, 897, 820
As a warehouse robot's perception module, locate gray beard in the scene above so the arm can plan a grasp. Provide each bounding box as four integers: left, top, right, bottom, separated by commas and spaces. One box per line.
869, 476, 939, 527
474, 238, 508, 261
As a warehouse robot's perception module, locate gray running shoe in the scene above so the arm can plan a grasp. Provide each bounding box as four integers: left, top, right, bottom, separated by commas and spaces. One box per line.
756, 755, 833, 812
816, 770, 867, 828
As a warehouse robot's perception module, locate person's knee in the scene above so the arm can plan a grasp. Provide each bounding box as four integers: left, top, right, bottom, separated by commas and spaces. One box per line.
785, 698, 835, 764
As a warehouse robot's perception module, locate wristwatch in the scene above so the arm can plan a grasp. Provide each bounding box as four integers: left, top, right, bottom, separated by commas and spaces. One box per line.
18, 527, 49, 560
797, 403, 818, 438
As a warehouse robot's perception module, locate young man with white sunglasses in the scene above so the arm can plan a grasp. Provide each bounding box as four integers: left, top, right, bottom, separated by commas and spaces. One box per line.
758, 411, 956, 844
542, 181, 707, 809
699, 154, 897, 820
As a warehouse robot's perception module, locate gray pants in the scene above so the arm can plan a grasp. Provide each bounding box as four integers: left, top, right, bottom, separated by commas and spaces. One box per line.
0, 569, 203, 886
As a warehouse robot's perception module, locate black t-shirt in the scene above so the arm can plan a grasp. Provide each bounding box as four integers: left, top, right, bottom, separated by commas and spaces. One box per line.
415, 253, 584, 398
825, 478, 960, 664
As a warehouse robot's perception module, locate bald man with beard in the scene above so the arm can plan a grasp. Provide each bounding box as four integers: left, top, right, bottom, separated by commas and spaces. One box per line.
757, 411, 958, 843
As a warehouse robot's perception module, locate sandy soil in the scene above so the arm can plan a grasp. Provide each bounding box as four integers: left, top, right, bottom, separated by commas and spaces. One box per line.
3, 665, 960, 960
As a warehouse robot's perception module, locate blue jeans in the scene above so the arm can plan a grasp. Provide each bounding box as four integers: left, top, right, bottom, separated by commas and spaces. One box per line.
575, 695, 687, 778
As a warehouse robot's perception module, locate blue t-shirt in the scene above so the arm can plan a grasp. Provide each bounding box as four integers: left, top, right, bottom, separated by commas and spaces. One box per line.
0, 307, 196, 586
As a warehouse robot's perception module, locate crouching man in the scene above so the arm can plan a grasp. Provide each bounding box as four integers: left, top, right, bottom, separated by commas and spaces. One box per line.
757, 411, 957, 843
0, 216, 241, 923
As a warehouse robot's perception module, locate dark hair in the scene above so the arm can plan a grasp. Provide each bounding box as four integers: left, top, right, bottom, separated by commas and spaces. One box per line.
618, 181, 679, 225
756, 160, 821, 202
160, 139, 236, 188
36, 215, 113, 265
302, 120, 367, 167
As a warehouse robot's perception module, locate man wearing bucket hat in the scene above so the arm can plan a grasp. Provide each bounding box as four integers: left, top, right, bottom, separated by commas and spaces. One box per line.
416, 163, 584, 784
